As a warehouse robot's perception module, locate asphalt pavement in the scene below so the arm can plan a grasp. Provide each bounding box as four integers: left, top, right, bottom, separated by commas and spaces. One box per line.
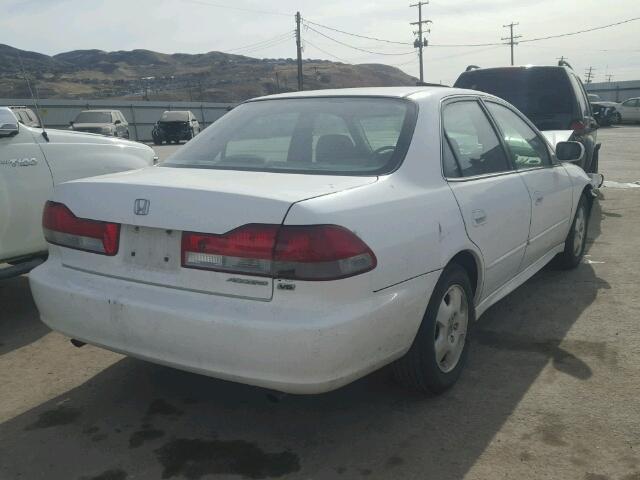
1, 126, 639, 480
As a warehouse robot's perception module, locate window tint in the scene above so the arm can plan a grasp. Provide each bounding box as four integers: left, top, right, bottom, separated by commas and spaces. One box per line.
568, 74, 589, 117
622, 99, 638, 107
442, 101, 510, 177
223, 112, 299, 164
485, 102, 551, 169
164, 98, 416, 175
454, 68, 575, 130
442, 137, 461, 178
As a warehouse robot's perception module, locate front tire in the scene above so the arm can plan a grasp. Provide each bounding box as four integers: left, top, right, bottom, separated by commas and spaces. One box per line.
392, 264, 474, 394
555, 193, 590, 269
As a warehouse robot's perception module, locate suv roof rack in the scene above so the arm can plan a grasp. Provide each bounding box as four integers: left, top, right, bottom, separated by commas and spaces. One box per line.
558, 59, 574, 69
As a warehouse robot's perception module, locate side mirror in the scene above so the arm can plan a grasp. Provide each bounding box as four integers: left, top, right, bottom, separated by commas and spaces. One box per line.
0, 121, 19, 138
69, 121, 74, 126
556, 141, 584, 163
114, 120, 122, 125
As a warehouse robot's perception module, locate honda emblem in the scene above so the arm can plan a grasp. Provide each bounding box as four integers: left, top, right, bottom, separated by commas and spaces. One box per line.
134, 198, 150, 216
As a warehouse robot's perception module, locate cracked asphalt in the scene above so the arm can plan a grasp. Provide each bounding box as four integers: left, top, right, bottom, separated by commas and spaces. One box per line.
1, 126, 639, 480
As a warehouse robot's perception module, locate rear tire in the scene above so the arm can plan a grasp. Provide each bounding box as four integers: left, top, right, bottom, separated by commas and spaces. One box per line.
555, 194, 590, 269
392, 264, 474, 394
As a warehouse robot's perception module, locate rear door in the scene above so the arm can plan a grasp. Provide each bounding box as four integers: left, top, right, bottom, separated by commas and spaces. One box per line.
484, 100, 573, 269
443, 98, 531, 299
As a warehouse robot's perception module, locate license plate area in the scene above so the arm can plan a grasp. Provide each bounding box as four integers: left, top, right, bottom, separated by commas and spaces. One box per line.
124, 226, 181, 271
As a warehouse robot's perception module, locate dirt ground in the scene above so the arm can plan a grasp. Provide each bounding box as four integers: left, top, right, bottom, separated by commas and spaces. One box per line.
1, 126, 639, 480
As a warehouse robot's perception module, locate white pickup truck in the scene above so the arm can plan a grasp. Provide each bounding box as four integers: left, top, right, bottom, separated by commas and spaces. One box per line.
0, 107, 156, 279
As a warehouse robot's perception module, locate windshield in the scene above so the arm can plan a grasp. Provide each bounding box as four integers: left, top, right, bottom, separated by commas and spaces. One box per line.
74, 111, 112, 123
162, 97, 417, 175
161, 111, 190, 122
455, 68, 575, 130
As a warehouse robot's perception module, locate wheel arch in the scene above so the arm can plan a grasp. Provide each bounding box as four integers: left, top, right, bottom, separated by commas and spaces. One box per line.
444, 249, 483, 304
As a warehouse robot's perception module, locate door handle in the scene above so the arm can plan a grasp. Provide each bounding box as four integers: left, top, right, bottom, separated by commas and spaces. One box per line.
533, 191, 544, 206
472, 209, 487, 225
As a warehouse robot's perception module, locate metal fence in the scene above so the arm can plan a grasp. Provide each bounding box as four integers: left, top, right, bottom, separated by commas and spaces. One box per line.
0, 98, 235, 142
585, 80, 640, 103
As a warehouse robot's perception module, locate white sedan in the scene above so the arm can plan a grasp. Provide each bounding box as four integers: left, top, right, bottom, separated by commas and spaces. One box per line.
30, 87, 592, 395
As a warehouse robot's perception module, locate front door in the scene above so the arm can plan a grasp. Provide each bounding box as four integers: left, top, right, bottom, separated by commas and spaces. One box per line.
484, 101, 573, 269
619, 99, 640, 121
442, 99, 532, 300
0, 114, 53, 261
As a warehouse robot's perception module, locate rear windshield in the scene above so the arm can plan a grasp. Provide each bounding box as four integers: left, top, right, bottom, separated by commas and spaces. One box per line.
162, 97, 417, 175
74, 111, 112, 123
161, 111, 189, 121
455, 68, 575, 129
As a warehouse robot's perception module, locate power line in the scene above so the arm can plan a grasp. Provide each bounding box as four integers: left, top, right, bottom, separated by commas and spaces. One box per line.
305, 25, 415, 56
303, 19, 411, 45
223, 31, 294, 53
520, 16, 640, 43
180, 0, 291, 17
231, 35, 293, 56
302, 15, 640, 49
303, 39, 351, 63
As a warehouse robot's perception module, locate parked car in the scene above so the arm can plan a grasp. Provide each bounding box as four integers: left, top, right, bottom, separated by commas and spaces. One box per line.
70, 110, 130, 138
30, 87, 592, 395
617, 97, 640, 123
590, 100, 620, 126
454, 65, 600, 173
9, 106, 41, 128
0, 107, 156, 279
152, 111, 200, 144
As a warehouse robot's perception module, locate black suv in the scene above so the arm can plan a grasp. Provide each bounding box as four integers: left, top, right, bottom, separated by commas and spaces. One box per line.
454, 66, 600, 173
152, 111, 201, 145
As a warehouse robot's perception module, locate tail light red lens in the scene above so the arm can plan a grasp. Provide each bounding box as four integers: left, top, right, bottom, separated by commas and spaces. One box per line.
43, 201, 120, 256
182, 224, 376, 280
181, 224, 279, 276
570, 120, 586, 134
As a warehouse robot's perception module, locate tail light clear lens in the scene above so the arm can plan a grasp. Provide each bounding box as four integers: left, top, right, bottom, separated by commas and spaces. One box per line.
181, 224, 278, 277
182, 224, 376, 281
42, 201, 120, 256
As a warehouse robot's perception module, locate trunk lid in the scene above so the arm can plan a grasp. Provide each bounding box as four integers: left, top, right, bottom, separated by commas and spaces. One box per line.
54, 167, 376, 300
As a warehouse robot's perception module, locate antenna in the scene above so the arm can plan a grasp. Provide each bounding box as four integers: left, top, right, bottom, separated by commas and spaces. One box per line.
16, 52, 49, 142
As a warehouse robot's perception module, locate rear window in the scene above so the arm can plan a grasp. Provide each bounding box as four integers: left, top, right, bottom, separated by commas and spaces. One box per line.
455, 68, 576, 130
162, 97, 417, 175
74, 111, 113, 123
161, 111, 189, 121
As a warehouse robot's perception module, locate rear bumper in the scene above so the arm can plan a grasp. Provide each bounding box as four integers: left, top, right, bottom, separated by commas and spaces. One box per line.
29, 260, 436, 394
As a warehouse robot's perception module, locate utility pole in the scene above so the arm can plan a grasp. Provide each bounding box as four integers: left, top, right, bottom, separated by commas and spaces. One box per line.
584, 66, 595, 84
606, 74, 614, 83
502, 22, 521, 66
410, 2, 431, 84
295, 11, 303, 91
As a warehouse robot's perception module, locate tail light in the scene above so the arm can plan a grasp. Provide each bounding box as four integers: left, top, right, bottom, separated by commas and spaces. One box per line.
182, 224, 376, 281
43, 201, 120, 256
570, 120, 586, 134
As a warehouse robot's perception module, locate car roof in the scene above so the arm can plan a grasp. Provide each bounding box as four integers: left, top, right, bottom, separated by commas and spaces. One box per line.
248, 86, 486, 103
462, 65, 570, 73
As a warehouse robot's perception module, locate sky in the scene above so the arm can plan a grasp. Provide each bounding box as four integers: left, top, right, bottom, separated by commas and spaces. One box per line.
3, 0, 640, 85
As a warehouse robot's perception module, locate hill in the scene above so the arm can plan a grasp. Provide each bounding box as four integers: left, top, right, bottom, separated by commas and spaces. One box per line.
0, 44, 418, 102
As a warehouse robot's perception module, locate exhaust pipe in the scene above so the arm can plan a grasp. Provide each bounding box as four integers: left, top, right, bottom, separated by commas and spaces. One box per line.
70, 339, 86, 348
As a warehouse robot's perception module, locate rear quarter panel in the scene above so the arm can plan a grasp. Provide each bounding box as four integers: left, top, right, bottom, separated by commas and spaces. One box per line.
284, 175, 479, 295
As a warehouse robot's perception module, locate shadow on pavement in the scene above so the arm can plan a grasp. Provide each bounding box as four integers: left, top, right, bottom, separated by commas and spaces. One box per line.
0, 201, 611, 480
0, 275, 50, 356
